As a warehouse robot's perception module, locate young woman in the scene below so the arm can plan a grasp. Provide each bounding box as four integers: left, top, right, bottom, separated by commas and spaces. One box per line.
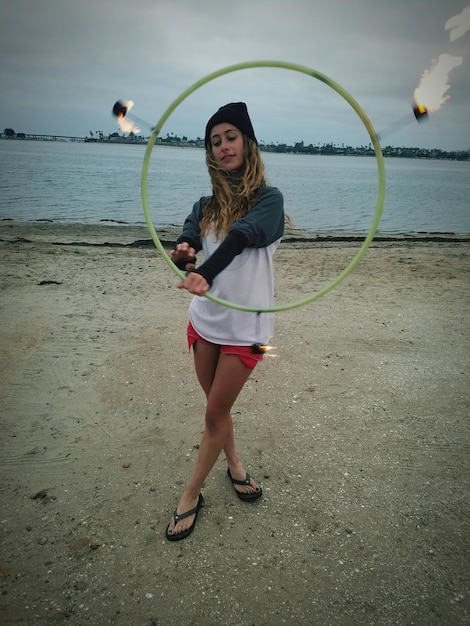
166, 102, 284, 541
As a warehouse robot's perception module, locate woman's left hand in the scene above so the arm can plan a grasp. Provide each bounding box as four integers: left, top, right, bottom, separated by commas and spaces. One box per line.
170, 243, 197, 271
177, 272, 209, 296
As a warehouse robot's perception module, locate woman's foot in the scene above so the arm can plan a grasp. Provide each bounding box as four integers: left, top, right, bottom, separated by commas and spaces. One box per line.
165, 492, 204, 541
227, 466, 262, 501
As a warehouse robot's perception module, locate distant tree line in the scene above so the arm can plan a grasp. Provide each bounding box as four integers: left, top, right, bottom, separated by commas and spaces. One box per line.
261, 139, 470, 161
3, 128, 26, 139
2, 128, 469, 161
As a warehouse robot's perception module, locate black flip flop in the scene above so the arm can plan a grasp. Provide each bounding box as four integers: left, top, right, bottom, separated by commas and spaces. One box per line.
165, 493, 204, 541
227, 468, 263, 502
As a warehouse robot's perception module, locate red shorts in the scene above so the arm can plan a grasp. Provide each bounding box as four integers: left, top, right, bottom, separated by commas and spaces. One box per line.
186, 322, 263, 370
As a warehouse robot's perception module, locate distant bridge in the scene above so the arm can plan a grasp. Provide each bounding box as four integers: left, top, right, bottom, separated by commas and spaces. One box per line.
0, 134, 154, 144
1, 133, 86, 142
0, 134, 201, 147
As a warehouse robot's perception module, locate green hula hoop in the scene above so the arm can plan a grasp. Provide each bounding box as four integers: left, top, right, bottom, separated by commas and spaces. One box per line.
141, 60, 385, 313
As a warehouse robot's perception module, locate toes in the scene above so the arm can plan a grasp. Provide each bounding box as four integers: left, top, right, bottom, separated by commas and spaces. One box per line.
236, 483, 259, 495
168, 518, 192, 536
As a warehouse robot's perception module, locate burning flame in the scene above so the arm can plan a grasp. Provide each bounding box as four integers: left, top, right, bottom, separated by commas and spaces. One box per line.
380, 6, 468, 138
258, 345, 275, 353
413, 53, 463, 113
251, 343, 277, 355
413, 6, 468, 114
116, 100, 140, 134
445, 6, 470, 42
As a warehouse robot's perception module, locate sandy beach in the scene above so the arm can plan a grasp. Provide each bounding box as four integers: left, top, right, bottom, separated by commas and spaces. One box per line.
0, 221, 469, 626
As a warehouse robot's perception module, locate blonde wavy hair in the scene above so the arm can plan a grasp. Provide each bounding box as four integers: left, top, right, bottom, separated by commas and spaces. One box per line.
200, 137, 266, 238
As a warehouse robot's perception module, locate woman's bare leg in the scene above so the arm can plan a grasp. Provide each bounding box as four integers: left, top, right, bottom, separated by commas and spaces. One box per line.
223, 419, 261, 496
192, 342, 260, 496
167, 343, 254, 537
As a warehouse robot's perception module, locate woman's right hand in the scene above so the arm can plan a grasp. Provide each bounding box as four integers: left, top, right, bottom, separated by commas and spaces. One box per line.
170, 242, 197, 271
177, 272, 209, 296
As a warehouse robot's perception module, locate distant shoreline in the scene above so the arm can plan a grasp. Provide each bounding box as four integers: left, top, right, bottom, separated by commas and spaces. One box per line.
1, 135, 469, 161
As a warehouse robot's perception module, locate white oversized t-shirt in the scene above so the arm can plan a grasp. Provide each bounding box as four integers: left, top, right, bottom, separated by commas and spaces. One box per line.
189, 230, 281, 346
177, 186, 284, 346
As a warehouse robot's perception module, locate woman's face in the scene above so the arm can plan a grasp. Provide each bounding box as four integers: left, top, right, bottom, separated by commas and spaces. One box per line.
209, 123, 245, 172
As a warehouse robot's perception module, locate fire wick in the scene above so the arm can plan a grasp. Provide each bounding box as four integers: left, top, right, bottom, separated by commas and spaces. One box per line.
378, 102, 429, 141
112, 100, 153, 130
252, 343, 270, 354
412, 102, 429, 122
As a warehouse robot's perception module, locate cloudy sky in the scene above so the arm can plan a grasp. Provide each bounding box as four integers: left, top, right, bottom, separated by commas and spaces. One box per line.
1, 0, 469, 150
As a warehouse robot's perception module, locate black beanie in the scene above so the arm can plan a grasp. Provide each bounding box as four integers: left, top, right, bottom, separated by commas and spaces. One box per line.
205, 102, 257, 149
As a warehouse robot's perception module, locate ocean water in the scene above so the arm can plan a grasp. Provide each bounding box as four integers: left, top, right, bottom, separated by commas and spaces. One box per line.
0, 140, 468, 234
